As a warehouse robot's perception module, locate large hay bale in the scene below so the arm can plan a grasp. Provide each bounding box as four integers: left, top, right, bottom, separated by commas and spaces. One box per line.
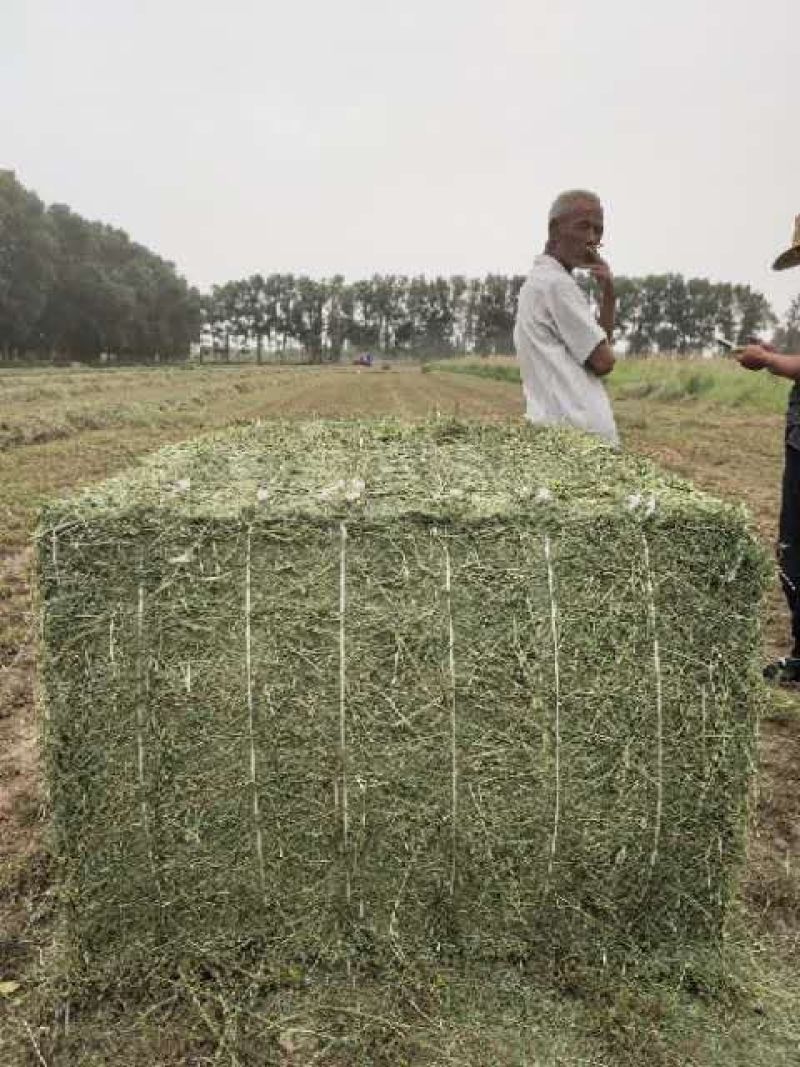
37, 420, 767, 978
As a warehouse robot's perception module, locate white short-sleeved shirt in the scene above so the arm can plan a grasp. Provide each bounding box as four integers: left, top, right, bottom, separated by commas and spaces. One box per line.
513, 254, 618, 445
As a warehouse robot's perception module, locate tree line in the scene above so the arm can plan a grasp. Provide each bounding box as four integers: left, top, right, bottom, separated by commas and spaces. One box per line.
1, 169, 794, 362
202, 272, 781, 360
0, 170, 200, 361
201, 274, 523, 360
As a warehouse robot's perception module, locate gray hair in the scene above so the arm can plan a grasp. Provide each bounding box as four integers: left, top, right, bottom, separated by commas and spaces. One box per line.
548, 189, 602, 223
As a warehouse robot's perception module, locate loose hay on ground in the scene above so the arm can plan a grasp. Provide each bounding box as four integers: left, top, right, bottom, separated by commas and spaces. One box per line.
35, 419, 769, 984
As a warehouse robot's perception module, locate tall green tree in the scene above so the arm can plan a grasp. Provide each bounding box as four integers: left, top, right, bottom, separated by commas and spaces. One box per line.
0, 171, 55, 357
1, 173, 199, 361
732, 284, 776, 344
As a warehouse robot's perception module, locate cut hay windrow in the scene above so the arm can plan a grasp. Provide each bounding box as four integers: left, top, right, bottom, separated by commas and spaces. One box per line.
36, 419, 768, 982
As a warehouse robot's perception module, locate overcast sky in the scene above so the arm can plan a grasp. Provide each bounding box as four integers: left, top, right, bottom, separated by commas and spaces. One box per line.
3, 0, 798, 316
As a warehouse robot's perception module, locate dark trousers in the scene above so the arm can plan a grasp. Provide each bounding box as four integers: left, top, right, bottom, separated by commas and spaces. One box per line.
778, 442, 800, 656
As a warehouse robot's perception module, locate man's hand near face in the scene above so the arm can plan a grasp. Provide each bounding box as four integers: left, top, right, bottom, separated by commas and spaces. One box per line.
587, 254, 613, 288
586, 253, 615, 340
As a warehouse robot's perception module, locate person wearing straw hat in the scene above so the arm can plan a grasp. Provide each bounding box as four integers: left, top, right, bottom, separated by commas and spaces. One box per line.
513, 189, 619, 445
737, 215, 800, 683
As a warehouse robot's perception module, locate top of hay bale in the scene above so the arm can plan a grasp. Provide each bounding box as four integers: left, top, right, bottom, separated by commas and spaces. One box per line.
40, 419, 747, 529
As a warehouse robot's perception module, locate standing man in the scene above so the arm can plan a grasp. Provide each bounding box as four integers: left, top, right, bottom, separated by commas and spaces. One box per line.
513, 189, 618, 445
737, 216, 800, 682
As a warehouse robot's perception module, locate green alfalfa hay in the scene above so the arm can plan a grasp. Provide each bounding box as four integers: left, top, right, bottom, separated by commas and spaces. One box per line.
35, 419, 770, 987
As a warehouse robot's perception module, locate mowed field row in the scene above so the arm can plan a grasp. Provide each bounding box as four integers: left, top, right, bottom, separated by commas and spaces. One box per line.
1, 355, 792, 455
0, 362, 524, 452
0, 365, 522, 549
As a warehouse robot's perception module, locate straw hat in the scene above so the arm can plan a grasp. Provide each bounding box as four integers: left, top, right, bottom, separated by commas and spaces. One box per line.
773, 215, 800, 271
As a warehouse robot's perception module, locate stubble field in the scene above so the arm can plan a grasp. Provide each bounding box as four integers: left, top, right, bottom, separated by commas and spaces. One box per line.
1, 358, 798, 1066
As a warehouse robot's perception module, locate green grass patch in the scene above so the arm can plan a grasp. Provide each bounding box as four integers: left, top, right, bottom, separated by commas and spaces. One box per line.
426, 356, 794, 414
422, 358, 523, 385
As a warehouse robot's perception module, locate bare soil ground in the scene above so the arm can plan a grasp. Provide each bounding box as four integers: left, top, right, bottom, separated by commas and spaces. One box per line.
1, 362, 798, 1064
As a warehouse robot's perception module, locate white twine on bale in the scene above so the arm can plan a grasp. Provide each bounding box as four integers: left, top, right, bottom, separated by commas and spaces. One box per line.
442, 532, 458, 898
544, 534, 561, 878
388, 864, 412, 947
135, 582, 158, 893
245, 527, 267, 895
108, 613, 117, 783
641, 534, 664, 870
339, 522, 351, 905
51, 529, 60, 586
700, 685, 708, 780
20, 1016, 49, 1067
